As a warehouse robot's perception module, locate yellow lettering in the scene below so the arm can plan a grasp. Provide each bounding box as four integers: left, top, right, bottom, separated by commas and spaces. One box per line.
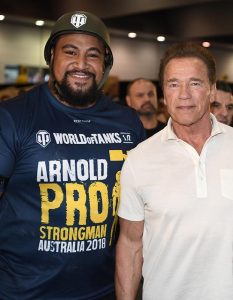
112, 171, 121, 216
54, 226, 62, 240
109, 150, 127, 161
101, 224, 107, 237
78, 226, 86, 240
47, 226, 53, 239
66, 183, 87, 226
68, 227, 78, 240
89, 182, 108, 223
39, 226, 46, 239
85, 226, 96, 239
40, 183, 63, 224
109, 171, 121, 245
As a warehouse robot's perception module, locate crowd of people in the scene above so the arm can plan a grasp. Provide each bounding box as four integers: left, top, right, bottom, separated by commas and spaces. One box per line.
0, 9, 233, 300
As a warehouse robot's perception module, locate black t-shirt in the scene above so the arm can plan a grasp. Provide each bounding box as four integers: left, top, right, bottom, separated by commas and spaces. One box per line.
145, 121, 166, 138
0, 83, 145, 300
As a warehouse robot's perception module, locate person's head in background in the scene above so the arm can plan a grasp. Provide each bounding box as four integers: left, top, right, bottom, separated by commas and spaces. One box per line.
125, 78, 167, 137
103, 75, 120, 102
210, 80, 233, 125
126, 78, 158, 117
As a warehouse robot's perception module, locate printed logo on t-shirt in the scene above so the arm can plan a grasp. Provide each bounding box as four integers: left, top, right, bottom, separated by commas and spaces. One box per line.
36, 131, 133, 147
36, 153, 127, 253
36, 130, 51, 148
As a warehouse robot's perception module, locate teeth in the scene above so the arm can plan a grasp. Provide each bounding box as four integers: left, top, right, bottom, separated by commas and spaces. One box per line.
72, 73, 88, 78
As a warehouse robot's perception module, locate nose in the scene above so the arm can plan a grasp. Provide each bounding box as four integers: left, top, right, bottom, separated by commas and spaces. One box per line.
143, 95, 150, 103
219, 106, 228, 117
178, 83, 191, 99
73, 53, 87, 69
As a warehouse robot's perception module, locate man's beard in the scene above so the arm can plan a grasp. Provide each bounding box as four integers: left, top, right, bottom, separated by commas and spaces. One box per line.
138, 102, 157, 116
50, 70, 102, 108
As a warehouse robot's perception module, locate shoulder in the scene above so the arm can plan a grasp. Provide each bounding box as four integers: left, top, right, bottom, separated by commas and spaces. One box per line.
101, 95, 138, 117
128, 128, 165, 159
0, 84, 45, 117
108, 99, 143, 128
221, 123, 233, 137
99, 95, 145, 139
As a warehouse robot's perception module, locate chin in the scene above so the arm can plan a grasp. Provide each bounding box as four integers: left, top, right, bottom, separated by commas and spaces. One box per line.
72, 82, 91, 92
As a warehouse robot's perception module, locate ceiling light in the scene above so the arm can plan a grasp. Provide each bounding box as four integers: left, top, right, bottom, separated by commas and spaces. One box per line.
35, 20, 45, 26
0, 15, 5, 21
157, 36, 166, 42
128, 32, 137, 38
202, 41, 211, 48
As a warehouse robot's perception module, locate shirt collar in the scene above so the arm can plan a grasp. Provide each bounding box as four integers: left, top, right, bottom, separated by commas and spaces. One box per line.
163, 113, 224, 141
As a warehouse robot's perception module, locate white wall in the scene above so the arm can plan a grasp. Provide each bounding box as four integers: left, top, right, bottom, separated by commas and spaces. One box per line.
0, 23, 49, 83
0, 22, 233, 83
211, 48, 233, 82
110, 36, 167, 81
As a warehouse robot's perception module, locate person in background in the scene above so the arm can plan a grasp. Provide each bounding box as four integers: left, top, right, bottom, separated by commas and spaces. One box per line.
126, 78, 166, 138
157, 98, 170, 124
103, 75, 120, 102
210, 80, 233, 125
0, 11, 144, 300
116, 42, 233, 300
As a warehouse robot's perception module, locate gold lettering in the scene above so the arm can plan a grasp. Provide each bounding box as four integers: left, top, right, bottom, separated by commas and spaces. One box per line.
89, 182, 108, 223
66, 183, 87, 226
39, 226, 46, 239
78, 226, 86, 240
40, 183, 63, 224
85, 226, 96, 239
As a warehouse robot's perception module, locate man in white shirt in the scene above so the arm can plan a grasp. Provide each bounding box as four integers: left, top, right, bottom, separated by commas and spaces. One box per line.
116, 42, 233, 300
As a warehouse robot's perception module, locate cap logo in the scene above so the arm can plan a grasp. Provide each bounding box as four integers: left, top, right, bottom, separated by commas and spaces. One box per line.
70, 13, 87, 28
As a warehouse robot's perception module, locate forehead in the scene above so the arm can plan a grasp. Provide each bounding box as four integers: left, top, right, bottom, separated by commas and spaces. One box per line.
215, 89, 233, 103
164, 57, 208, 78
56, 33, 105, 50
130, 80, 156, 93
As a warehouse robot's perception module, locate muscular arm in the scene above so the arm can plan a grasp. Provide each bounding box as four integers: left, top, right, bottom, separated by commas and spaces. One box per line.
115, 217, 144, 300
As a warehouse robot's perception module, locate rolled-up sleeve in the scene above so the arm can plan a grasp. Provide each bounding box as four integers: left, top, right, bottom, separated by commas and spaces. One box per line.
118, 154, 144, 221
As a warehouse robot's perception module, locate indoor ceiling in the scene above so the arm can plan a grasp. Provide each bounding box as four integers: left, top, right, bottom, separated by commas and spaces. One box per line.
1, 0, 233, 49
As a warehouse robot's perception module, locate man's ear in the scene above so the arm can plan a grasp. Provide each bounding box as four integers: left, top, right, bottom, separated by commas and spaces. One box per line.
126, 95, 131, 106
50, 48, 54, 64
210, 83, 216, 104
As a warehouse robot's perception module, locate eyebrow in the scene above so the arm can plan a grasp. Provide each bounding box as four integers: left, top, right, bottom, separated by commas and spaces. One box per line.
166, 77, 204, 82
166, 78, 178, 82
189, 77, 204, 82
62, 44, 78, 50
61, 44, 103, 54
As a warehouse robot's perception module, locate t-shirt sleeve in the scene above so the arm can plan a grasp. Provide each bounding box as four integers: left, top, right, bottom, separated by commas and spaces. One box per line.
118, 154, 144, 221
0, 106, 18, 179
